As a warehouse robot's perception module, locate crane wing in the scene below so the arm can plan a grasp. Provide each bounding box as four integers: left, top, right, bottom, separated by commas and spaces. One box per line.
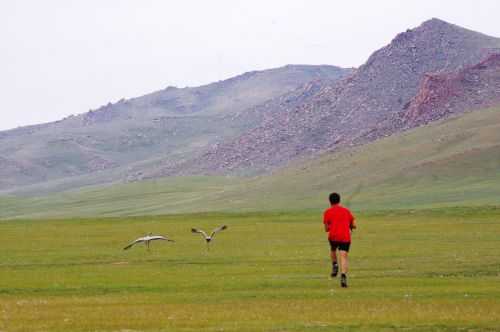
123, 238, 143, 250
210, 225, 227, 238
191, 228, 208, 238
150, 235, 175, 242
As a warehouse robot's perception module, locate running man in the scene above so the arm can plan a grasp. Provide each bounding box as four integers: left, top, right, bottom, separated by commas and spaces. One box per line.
323, 192, 357, 287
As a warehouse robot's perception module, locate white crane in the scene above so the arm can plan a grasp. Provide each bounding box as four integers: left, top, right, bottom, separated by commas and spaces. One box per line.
191, 225, 227, 250
123, 233, 174, 250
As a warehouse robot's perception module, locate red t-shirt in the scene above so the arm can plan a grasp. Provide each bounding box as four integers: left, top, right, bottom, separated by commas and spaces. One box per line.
323, 204, 355, 242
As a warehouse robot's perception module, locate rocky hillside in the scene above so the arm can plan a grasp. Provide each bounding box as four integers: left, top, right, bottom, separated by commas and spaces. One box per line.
0, 65, 352, 191
3, 104, 500, 218
169, 18, 500, 175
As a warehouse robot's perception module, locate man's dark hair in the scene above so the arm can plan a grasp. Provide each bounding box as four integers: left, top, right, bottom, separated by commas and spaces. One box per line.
329, 192, 341, 205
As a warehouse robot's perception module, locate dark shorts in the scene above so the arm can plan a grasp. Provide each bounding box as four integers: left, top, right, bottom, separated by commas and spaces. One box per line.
328, 240, 351, 252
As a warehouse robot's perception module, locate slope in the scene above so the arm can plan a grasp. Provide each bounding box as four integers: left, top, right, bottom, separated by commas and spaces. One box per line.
2, 106, 500, 219
226, 106, 500, 211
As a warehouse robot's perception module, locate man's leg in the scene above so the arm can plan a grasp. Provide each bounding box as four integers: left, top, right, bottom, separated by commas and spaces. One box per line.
339, 250, 348, 274
330, 250, 337, 264
330, 249, 339, 277
339, 250, 348, 287
328, 240, 339, 277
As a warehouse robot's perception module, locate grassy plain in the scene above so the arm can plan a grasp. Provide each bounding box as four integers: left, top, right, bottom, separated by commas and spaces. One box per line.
1, 208, 499, 331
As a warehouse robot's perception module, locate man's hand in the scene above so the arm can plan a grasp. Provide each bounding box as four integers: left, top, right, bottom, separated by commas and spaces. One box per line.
350, 219, 357, 230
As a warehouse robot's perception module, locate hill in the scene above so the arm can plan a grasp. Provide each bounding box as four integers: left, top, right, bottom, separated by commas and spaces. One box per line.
2, 105, 499, 219
0, 65, 352, 191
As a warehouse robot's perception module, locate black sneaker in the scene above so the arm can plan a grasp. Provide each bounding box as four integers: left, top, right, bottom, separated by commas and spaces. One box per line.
340, 274, 348, 288
331, 264, 339, 277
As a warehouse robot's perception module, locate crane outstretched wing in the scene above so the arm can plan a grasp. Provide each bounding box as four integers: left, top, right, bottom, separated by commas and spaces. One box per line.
210, 225, 227, 238
150, 235, 175, 242
123, 238, 143, 250
191, 228, 209, 238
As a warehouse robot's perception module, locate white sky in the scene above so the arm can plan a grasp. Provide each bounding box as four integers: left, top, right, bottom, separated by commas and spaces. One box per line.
2, 0, 500, 130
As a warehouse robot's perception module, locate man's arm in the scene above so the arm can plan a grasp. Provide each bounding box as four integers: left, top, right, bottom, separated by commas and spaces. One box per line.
350, 215, 357, 230
323, 211, 330, 232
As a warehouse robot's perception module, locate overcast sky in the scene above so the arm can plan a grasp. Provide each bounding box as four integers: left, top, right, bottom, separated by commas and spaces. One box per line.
2, 0, 500, 130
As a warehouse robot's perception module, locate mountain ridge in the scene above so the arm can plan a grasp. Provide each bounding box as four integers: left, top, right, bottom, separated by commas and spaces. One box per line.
167, 18, 500, 176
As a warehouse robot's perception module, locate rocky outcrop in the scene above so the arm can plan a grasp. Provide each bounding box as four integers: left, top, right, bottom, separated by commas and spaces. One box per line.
402, 53, 500, 125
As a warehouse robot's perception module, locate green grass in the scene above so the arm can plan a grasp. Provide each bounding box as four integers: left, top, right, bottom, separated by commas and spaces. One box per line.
0, 176, 236, 219
1, 208, 500, 331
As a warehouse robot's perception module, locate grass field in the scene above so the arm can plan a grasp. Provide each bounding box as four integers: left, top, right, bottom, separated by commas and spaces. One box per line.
1, 207, 499, 331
